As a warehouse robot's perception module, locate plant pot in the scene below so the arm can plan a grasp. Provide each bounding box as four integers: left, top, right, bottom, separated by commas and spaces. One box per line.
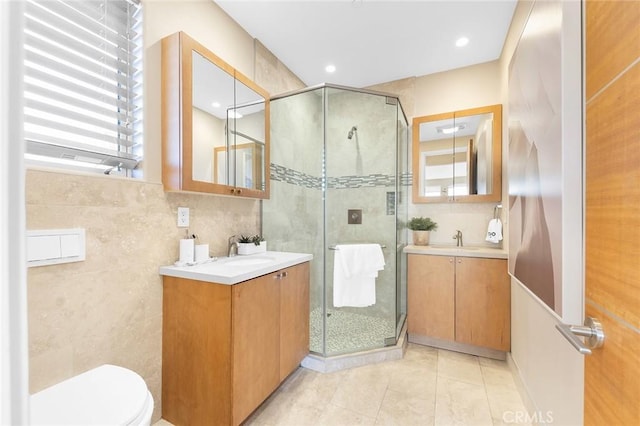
237, 241, 267, 255
412, 230, 431, 246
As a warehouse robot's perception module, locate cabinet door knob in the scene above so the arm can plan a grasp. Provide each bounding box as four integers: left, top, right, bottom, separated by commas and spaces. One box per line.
457, 259, 462, 264
237, 189, 242, 195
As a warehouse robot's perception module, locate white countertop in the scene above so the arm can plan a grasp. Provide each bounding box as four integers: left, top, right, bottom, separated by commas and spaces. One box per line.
159, 251, 313, 285
403, 244, 507, 259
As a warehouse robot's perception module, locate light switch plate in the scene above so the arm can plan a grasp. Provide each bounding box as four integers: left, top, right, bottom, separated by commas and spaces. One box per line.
177, 207, 189, 227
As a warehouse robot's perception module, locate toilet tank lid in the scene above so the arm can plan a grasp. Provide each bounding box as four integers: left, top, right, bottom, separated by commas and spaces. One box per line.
30, 364, 151, 426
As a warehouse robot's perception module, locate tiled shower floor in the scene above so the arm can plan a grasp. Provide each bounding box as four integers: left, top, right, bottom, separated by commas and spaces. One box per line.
309, 307, 396, 355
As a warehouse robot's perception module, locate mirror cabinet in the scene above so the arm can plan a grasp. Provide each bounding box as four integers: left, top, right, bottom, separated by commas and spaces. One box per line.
412, 104, 502, 203
162, 31, 270, 198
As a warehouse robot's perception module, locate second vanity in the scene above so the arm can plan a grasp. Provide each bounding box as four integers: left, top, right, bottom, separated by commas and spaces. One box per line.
404, 244, 510, 360
159, 251, 312, 426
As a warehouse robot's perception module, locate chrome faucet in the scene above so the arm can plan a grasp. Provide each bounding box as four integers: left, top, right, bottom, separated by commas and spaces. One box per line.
453, 230, 463, 247
228, 235, 239, 257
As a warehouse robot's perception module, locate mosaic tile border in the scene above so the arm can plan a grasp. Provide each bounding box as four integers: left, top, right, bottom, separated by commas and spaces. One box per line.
270, 163, 411, 189
270, 163, 319, 189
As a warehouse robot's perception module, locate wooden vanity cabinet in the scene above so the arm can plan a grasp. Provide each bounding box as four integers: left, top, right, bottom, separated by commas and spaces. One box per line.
455, 257, 510, 351
407, 254, 510, 357
407, 255, 455, 341
279, 263, 310, 381
162, 262, 310, 426
231, 273, 280, 423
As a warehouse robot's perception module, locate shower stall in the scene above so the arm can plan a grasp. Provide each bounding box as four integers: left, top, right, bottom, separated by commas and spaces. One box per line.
263, 84, 408, 358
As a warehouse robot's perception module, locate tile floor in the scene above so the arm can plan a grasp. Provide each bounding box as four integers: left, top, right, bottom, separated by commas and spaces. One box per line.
155, 343, 530, 426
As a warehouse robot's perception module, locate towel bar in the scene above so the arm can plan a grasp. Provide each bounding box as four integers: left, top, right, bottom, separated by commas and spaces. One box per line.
329, 244, 387, 250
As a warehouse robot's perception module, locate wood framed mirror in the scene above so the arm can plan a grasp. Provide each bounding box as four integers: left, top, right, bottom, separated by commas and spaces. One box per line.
162, 31, 270, 198
412, 104, 502, 203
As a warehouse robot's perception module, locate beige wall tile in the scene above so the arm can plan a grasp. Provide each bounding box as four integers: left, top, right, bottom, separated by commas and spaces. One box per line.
26, 169, 260, 422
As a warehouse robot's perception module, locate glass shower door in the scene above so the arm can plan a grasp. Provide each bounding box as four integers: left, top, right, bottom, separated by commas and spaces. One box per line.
323, 87, 398, 356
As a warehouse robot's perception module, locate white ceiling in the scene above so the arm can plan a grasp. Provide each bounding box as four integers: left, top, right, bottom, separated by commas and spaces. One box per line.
215, 0, 518, 89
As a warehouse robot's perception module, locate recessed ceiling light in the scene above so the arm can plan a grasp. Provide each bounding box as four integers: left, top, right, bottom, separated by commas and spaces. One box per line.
325, 64, 336, 73
456, 37, 469, 47
211, 101, 221, 108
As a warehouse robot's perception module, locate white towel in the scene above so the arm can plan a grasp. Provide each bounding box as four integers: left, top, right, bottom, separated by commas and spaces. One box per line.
333, 244, 385, 308
485, 218, 503, 243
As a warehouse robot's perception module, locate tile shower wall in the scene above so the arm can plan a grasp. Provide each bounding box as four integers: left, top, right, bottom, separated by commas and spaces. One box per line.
266, 87, 404, 345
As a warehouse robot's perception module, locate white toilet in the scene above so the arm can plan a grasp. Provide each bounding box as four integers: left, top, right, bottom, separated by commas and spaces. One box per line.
30, 364, 154, 426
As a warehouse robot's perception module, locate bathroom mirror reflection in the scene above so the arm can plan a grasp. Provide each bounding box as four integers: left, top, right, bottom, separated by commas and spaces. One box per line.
191, 51, 234, 184
191, 52, 266, 190
412, 104, 502, 203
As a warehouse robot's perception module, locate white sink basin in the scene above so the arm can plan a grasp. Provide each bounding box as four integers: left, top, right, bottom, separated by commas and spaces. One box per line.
225, 256, 277, 266
159, 251, 313, 285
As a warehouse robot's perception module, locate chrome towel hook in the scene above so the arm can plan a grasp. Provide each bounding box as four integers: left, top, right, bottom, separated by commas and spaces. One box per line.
493, 204, 503, 220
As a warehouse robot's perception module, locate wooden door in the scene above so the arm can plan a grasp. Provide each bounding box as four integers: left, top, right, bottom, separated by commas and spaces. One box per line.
279, 262, 310, 381
232, 273, 280, 424
407, 254, 455, 340
585, 1, 640, 423
455, 257, 510, 351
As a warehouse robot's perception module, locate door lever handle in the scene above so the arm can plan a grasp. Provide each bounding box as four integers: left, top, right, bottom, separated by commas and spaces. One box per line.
555, 317, 605, 355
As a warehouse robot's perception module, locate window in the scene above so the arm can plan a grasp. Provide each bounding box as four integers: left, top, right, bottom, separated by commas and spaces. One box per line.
24, 0, 143, 176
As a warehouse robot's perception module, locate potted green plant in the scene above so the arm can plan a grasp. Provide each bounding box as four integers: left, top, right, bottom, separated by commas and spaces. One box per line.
407, 217, 438, 246
237, 234, 267, 255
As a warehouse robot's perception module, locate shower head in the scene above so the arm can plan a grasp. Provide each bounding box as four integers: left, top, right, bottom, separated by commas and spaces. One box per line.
347, 126, 358, 139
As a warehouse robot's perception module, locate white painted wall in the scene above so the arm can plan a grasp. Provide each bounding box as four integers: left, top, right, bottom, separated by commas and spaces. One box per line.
0, 0, 29, 423
502, 1, 584, 424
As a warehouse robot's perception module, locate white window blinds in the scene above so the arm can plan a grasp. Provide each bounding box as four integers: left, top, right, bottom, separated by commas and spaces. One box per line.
24, 0, 143, 176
